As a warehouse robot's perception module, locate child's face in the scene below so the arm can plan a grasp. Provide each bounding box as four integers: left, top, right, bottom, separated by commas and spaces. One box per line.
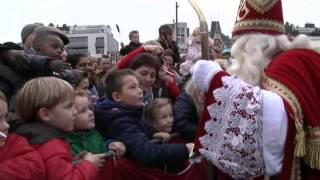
37, 35, 64, 60
152, 104, 173, 133
73, 96, 95, 130
130, 33, 140, 44
163, 56, 174, 69
134, 66, 156, 92
0, 100, 9, 148
116, 75, 144, 107
100, 58, 112, 72
75, 78, 89, 96
75, 57, 91, 73
46, 98, 76, 132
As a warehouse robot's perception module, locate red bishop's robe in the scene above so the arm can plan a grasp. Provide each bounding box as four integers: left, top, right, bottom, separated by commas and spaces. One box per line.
193, 49, 320, 180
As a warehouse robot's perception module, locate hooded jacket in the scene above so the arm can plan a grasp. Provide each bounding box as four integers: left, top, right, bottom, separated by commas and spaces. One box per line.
0, 134, 46, 180
94, 98, 189, 168
15, 122, 99, 180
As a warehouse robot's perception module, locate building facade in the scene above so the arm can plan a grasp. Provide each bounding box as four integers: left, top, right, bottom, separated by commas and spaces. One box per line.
57, 25, 119, 59
286, 22, 320, 51
209, 21, 232, 49
168, 22, 189, 54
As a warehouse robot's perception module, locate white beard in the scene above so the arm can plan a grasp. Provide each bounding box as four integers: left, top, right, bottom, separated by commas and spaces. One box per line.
227, 34, 314, 86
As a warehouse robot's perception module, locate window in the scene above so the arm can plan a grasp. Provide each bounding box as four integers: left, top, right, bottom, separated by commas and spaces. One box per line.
96, 47, 104, 55
69, 37, 88, 48
95, 37, 104, 47
67, 48, 88, 55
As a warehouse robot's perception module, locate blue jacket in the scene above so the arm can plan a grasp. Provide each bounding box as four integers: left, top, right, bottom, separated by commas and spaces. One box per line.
94, 98, 189, 168
173, 91, 199, 142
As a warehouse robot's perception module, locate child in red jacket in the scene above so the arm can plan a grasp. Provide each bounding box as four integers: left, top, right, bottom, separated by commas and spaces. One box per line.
0, 91, 46, 180
14, 77, 105, 180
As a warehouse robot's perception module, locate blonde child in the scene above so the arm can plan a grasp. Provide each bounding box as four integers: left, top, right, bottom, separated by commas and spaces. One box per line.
14, 77, 105, 180
67, 94, 126, 157
0, 91, 45, 179
145, 98, 174, 142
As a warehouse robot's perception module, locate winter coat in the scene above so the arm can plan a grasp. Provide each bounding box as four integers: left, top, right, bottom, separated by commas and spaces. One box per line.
173, 91, 199, 142
67, 129, 107, 156
94, 98, 189, 168
0, 134, 46, 180
120, 42, 142, 56
180, 37, 214, 76
0, 51, 52, 103
15, 122, 99, 180
0, 49, 59, 133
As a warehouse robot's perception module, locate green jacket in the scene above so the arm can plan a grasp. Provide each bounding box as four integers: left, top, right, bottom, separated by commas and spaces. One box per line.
67, 129, 107, 155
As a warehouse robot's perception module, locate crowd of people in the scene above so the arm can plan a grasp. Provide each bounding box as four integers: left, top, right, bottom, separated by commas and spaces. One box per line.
1, 0, 320, 179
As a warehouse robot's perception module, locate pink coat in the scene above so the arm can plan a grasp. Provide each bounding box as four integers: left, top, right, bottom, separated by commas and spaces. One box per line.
180, 37, 214, 76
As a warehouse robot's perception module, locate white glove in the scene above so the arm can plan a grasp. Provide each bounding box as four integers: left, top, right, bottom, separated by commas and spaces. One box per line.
191, 60, 222, 93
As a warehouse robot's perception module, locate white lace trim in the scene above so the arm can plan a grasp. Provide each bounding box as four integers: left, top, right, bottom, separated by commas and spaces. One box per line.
199, 76, 265, 179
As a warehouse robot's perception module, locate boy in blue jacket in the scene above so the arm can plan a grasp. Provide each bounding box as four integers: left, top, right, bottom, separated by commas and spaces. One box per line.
94, 69, 193, 169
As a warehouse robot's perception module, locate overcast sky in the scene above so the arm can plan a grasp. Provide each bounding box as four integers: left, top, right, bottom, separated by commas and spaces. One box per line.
1, 0, 319, 44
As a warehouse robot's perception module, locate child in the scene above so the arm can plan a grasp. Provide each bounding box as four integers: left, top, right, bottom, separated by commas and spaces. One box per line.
96, 55, 113, 97
14, 77, 105, 180
31, 26, 71, 77
0, 32, 70, 133
67, 94, 126, 157
32, 26, 69, 60
180, 27, 215, 78
67, 54, 99, 102
153, 54, 182, 102
173, 80, 204, 142
95, 69, 193, 169
120, 30, 142, 56
145, 98, 174, 142
0, 91, 45, 180
63, 69, 90, 96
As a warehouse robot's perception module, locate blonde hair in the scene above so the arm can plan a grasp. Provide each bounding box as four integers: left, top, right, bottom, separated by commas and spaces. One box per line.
145, 98, 172, 124
184, 80, 203, 118
228, 34, 314, 85
16, 77, 75, 122
143, 40, 162, 47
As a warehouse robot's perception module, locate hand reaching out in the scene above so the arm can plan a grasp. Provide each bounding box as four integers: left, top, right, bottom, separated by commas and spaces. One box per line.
142, 45, 163, 56
83, 152, 106, 169
49, 60, 71, 73
108, 142, 126, 157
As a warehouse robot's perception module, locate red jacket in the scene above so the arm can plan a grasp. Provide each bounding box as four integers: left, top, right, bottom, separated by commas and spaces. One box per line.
0, 134, 45, 180
35, 138, 99, 180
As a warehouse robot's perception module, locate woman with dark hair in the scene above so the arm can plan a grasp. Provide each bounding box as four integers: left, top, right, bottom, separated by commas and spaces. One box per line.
66, 54, 90, 71
128, 53, 160, 105
116, 43, 180, 104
